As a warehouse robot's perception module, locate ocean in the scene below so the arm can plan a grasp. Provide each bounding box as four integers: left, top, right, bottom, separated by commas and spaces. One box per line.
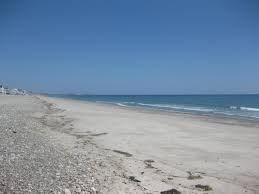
50, 94, 259, 120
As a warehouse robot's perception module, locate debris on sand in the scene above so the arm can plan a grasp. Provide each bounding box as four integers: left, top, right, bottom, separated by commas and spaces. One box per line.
91, 132, 108, 136
144, 159, 155, 168
187, 171, 202, 180
113, 150, 133, 157
129, 176, 141, 182
160, 188, 181, 194
195, 184, 212, 191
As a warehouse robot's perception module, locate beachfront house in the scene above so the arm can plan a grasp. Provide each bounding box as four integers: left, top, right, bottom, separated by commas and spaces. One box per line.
18, 88, 27, 95
4, 87, 10, 95
0, 85, 27, 95
0, 85, 5, 94
10, 88, 19, 95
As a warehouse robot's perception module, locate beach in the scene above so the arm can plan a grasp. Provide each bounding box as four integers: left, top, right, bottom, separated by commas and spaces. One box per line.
1, 95, 259, 194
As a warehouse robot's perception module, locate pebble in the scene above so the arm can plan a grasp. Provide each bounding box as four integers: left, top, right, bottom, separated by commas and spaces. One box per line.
75, 187, 81, 193
64, 188, 71, 194
0, 97, 100, 193
91, 187, 97, 193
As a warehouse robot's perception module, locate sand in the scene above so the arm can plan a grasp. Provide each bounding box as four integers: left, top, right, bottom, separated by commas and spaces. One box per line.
1, 94, 259, 194
37, 95, 259, 194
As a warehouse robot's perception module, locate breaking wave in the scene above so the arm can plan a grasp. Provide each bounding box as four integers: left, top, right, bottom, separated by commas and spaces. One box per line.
51, 93, 259, 121
137, 103, 214, 112
240, 107, 259, 112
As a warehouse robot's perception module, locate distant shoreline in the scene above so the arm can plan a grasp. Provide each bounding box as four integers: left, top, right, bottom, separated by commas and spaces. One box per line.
45, 94, 259, 124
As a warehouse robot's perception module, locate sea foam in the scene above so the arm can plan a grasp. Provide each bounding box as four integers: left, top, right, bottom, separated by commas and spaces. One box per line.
240, 107, 259, 112
137, 103, 214, 112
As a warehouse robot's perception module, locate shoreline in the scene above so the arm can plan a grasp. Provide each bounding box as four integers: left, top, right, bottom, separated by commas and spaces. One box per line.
42, 95, 259, 128
45, 94, 259, 123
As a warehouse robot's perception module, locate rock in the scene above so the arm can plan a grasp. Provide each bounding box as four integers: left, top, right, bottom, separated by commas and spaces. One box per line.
129, 176, 141, 182
91, 187, 97, 193
78, 181, 84, 185
75, 187, 81, 193
160, 188, 181, 194
187, 171, 202, 180
64, 188, 71, 194
144, 160, 155, 168
195, 184, 212, 191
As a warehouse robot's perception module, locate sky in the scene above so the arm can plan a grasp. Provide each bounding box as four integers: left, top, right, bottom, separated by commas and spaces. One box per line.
0, 0, 258, 94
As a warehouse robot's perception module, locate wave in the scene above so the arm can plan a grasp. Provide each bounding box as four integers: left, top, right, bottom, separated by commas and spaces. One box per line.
240, 107, 259, 112
138, 103, 173, 108
116, 103, 128, 107
96, 101, 129, 107
137, 103, 214, 112
96, 101, 259, 119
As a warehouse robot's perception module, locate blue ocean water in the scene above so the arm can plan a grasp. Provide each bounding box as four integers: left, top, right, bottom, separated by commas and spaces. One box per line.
50, 94, 259, 120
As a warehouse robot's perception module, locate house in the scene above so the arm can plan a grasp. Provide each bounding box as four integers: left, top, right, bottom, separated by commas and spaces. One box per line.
10, 88, 20, 95
0, 85, 28, 95
4, 87, 10, 95
0, 85, 5, 94
18, 88, 28, 95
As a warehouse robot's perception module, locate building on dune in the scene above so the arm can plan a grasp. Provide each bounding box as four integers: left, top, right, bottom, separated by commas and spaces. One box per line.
4, 87, 10, 95
0, 85, 6, 94
0, 85, 28, 95
10, 88, 20, 95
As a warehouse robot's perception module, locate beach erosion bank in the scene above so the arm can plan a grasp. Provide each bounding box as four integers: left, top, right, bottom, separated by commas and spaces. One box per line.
1, 95, 259, 194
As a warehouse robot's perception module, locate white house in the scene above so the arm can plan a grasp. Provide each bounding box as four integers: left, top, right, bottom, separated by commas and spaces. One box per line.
10, 88, 19, 95
0, 85, 28, 95
0, 85, 5, 94
4, 87, 10, 95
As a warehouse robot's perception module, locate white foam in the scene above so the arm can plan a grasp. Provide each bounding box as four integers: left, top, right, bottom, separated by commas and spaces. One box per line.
96, 101, 259, 119
137, 103, 213, 112
179, 106, 214, 112
138, 103, 171, 108
116, 103, 128, 107
240, 107, 259, 112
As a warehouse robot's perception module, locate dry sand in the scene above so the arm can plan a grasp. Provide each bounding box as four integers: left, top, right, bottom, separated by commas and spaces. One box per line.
38, 95, 259, 194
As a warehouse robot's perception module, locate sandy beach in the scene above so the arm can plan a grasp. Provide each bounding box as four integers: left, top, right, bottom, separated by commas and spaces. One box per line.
1, 95, 259, 194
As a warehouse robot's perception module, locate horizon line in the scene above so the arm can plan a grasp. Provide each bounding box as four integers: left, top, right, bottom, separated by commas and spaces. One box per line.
43, 93, 259, 96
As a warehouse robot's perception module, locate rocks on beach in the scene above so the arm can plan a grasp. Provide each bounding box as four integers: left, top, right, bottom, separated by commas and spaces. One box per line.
0, 96, 99, 193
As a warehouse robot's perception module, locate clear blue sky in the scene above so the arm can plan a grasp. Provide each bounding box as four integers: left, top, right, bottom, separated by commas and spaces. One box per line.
0, 0, 258, 94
